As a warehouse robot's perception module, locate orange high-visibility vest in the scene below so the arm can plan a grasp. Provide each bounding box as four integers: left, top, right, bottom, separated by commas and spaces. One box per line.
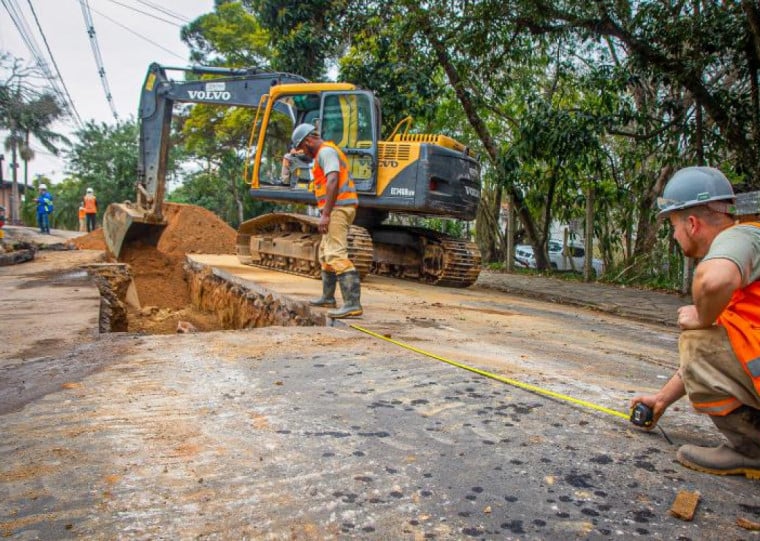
311, 142, 358, 211
83, 194, 97, 213
78, 207, 86, 219
700, 221, 760, 415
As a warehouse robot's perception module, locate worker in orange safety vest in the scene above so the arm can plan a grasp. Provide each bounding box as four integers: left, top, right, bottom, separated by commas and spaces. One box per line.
291, 123, 362, 319
632, 166, 760, 479
82, 187, 97, 232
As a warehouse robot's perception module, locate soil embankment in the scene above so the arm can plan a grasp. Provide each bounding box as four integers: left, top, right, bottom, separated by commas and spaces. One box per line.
71, 203, 237, 334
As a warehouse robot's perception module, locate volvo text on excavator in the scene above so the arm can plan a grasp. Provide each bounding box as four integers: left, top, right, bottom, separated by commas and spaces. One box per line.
103, 63, 482, 287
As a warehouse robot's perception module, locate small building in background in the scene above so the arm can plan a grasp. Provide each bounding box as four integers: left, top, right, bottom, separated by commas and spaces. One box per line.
0, 181, 28, 218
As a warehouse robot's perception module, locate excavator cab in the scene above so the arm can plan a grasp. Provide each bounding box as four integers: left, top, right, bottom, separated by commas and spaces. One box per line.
249, 85, 379, 200
247, 82, 480, 225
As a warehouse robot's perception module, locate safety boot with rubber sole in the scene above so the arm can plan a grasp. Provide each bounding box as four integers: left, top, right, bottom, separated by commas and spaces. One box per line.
328, 270, 363, 319
676, 444, 760, 479
309, 271, 337, 308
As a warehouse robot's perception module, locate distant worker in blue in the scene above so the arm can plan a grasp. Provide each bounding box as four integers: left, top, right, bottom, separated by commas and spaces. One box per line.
35, 184, 53, 234
291, 123, 363, 318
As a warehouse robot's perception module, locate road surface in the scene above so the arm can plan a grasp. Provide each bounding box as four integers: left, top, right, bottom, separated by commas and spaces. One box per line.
1, 251, 757, 539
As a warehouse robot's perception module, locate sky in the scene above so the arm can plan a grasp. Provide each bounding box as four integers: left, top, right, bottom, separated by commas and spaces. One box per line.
0, 0, 215, 184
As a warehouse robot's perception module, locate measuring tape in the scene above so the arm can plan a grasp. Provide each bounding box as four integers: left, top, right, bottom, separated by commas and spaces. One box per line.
349, 323, 631, 421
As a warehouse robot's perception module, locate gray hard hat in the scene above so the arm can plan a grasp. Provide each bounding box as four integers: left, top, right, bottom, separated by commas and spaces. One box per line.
657, 166, 735, 218
291, 123, 317, 148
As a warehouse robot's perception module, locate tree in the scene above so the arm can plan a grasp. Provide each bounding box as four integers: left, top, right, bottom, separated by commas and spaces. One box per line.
178, 3, 288, 223
502, 1, 760, 185
64, 119, 142, 219
0, 54, 68, 224
181, 2, 272, 67
338, 1, 759, 282
338, 6, 448, 134
248, 0, 347, 80
15, 93, 68, 185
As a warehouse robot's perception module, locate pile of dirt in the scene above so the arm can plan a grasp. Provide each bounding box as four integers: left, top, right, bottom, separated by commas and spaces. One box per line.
71, 228, 107, 251
72, 203, 238, 334
119, 203, 237, 310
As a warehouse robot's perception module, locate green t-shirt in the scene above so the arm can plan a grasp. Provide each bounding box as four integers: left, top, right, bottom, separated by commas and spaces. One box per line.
703, 223, 760, 286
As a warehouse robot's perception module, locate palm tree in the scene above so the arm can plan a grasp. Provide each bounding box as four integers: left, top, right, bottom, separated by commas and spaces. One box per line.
1, 85, 68, 223
17, 93, 69, 187
1, 55, 69, 223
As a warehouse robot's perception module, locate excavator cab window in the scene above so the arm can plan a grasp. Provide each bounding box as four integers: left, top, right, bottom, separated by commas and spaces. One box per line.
256, 94, 318, 187
254, 91, 378, 192
320, 91, 377, 193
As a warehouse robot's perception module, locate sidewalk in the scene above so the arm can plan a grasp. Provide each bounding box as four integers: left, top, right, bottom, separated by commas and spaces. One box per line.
1, 224, 83, 247
475, 269, 689, 327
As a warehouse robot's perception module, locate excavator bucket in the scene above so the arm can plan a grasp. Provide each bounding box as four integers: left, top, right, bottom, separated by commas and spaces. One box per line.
102, 202, 167, 259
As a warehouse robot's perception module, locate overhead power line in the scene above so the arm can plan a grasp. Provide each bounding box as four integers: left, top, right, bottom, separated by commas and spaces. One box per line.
1, 0, 84, 128
25, 0, 84, 127
79, 0, 119, 120
88, 4, 187, 61
2, 0, 42, 63
133, 0, 192, 24
104, 0, 184, 27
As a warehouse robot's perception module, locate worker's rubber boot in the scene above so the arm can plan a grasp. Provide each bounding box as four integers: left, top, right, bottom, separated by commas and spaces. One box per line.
328, 270, 363, 319
309, 271, 337, 308
676, 406, 760, 479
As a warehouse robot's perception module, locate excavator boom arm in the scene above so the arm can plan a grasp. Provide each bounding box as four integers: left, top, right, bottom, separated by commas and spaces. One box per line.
103, 62, 308, 259
138, 62, 308, 217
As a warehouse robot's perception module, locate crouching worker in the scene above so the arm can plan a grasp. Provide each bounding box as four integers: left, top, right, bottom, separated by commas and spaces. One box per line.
631, 166, 760, 479
291, 123, 363, 318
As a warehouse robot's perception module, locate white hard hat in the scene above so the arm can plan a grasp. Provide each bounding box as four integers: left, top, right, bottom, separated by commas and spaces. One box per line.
39, 184, 47, 190
86, 187, 94, 193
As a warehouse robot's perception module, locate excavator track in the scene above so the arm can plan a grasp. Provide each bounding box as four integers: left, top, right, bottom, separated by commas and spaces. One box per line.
368, 226, 482, 288
236, 214, 481, 288
236, 213, 373, 278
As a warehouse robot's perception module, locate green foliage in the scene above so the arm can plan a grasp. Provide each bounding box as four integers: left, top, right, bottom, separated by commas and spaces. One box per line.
63, 119, 141, 221
338, 6, 446, 133
19, 176, 83, 231
181, 2, 272, 67
168, 150, 275, 227
247, 0, 346, 79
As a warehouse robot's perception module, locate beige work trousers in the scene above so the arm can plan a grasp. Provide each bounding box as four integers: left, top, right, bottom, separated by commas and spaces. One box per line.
680, 326, 760, 414
318, 206, 356, 275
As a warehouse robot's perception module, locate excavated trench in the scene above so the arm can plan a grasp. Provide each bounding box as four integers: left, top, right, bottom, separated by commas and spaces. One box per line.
72, 203, 324, 334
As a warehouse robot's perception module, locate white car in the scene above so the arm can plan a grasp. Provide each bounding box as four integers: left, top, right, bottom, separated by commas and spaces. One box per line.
514, 241, 605, 275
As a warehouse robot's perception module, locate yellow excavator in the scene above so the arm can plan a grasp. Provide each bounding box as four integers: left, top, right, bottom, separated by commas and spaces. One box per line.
103, 63, 482, 287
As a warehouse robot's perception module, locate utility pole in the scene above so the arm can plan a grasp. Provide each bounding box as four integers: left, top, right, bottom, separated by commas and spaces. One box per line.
10, 151, 20, 224
9, 83, 21, 224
